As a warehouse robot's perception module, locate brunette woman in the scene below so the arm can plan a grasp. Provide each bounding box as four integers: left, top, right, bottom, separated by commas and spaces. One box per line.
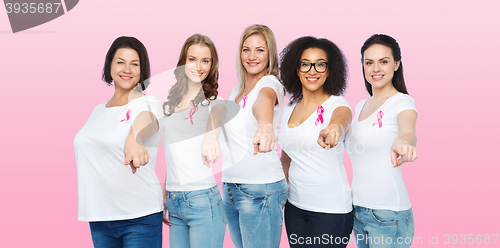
346, 34, 417, 248
161, 34, 226, 248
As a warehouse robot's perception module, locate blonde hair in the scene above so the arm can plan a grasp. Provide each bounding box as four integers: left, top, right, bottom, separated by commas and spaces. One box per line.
236, 24, 279, 97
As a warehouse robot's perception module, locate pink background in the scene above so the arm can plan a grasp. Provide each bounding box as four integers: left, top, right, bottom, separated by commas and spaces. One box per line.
1, 0, 499, 247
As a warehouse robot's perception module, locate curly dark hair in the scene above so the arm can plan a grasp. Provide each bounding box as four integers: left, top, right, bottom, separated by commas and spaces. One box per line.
279, 36, 347, 104
163, 34, 219, 116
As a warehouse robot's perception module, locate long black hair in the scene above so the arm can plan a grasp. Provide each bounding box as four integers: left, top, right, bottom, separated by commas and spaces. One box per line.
361, 34, 408, 96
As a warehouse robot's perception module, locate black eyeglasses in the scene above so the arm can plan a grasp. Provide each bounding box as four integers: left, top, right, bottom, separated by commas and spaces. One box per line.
298, 62, 328, 73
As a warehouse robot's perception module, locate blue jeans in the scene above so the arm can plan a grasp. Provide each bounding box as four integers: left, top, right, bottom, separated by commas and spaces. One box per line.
353, 206, 415, 248
166, 185, 226, 248
89, 211, 163, 248
223, 179, 288, 248
285, 201, 353, 248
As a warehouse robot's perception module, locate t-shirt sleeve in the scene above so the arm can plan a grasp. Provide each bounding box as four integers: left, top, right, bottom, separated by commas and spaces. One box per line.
330, 96, 351, 111
135, 96, 165, 134
394, 94, 417, 115
208, 96, 226, 110
257, 75, 284, 106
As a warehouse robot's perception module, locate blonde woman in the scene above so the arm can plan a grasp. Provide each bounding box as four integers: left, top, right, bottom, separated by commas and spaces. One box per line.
218, 24, 287, 248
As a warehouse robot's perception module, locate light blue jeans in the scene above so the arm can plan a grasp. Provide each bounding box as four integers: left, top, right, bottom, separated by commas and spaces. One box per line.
223, 179, 288, 248
166, 185, 227, 248
353, 206, 415, 248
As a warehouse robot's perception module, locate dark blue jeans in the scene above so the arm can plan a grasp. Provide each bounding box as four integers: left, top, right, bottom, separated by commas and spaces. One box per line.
285, 201, 353, 248
89, 212, 163, 248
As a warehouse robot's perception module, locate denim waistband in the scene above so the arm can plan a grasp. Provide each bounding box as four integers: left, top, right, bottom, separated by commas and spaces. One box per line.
168, 185, 219, 200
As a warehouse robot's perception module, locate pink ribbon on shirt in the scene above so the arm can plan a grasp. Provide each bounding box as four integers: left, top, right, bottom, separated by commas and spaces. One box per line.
372, 110, 384, 128
120, 110, 132, 122
185, 106, 198, 124
314, 106, 325, 126
241, 95, 248, 108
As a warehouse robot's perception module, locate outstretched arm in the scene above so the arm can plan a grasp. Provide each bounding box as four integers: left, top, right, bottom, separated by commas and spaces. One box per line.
317, 106, 352, 150
391, 109, 418, 167
124, 111, 159, 173
202, 104, 227, 167
252, 87, 278, 155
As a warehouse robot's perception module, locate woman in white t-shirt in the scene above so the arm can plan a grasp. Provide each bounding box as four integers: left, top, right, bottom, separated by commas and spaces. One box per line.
218, 24, 287, 248
278, 36, 353, 248
161, 34, 226, 248
346, 34, 418, 248
74, 36, 164, 248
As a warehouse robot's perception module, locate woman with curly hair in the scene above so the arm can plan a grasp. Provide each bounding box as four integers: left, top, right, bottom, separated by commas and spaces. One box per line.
278, 36, 353, 248
218, 24, 287, 248
161, 34, 226, 248
346, 34, 417, 248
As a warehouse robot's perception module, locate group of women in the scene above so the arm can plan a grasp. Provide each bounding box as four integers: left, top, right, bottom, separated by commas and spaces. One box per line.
74, 24, 418, 248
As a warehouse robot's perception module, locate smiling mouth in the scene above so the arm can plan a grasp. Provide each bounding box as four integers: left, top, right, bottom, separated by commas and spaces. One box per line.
372, 75, 384, 81
247, 62, 259, 66
191, 71, 204, 77
306, 77, 319, 83
120, 75, 132, 80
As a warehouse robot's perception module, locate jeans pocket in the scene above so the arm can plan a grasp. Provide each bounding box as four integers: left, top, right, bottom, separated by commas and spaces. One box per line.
370, 209, 397, 226
405, 209, 415, 239
238, 184, 268, 201
217, 198, 228, 225
187, 194, 211, 209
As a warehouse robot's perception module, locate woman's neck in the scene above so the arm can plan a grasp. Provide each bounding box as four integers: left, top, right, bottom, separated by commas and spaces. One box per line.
109, 87, 143, 107
244, 71, 266, 93
182, 80, 203, 105
301, 86, 330, 106
371, 84, 398, 101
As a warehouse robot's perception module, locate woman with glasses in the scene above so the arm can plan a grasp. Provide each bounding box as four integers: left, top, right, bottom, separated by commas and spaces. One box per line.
218, 24, 287, 248
278, 36, 353, 248
74, 36, 164, 248
346, 34, 417, 248
161, 34, 226, 248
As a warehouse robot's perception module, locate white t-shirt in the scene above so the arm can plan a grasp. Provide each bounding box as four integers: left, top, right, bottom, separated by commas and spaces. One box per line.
161, 97, 225, 192
278, 95, 352, 214
219, 75, 285, 184
346, 92, 417, 211
74, 95, 164, 221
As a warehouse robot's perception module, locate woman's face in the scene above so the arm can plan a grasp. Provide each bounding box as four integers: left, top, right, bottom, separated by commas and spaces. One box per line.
297, 48, 329, 93
184, 44, 212, 83
241, 34, 269, 77
363, 44, 400, 90
110, 48, 141, 91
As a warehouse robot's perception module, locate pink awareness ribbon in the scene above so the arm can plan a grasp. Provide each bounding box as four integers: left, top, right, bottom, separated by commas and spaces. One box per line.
314, 106, 325, 126
372, 110, 384, 128
120, 110, 132, 122
241, 95, 248, 108
185, 106, 198, 124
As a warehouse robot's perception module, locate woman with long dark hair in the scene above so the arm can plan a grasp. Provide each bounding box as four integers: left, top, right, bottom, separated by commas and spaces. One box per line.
161, 34, 226, 248
346, 34, 417, 248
